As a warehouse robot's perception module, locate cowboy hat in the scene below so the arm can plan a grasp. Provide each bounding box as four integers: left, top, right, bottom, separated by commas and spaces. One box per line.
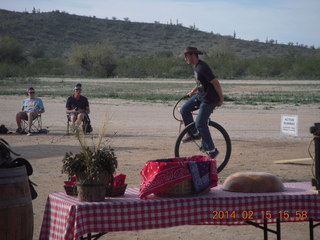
183, 46, 203, 55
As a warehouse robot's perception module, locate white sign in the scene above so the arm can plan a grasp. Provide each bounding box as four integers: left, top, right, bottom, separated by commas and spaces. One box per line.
281, 115, 298, 136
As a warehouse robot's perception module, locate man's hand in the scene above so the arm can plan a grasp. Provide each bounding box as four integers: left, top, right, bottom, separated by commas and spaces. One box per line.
187, 92, 193, 97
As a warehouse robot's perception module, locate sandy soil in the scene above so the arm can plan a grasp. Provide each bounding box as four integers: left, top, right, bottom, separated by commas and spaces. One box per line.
0, 94, 319, 240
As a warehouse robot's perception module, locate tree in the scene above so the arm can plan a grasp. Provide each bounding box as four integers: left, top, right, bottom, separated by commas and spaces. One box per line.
209, 40, 235, 58
0, 36, 25, 63
68, 41, 118, 77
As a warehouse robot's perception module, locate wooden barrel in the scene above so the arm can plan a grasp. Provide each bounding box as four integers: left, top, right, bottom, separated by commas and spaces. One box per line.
0, 166, 34, 240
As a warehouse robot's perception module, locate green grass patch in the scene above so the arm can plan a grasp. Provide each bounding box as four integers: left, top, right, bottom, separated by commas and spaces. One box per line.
1, 77, 319, 105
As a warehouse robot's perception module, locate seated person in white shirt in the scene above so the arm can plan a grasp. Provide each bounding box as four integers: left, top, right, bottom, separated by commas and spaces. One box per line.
16, 87, 45, 135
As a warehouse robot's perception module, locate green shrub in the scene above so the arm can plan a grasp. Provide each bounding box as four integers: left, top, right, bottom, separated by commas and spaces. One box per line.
0, 36, 24, 63
27, 58, 67, 75
288, 55, 320, 78
68, 41, 118, 77
115, 56, 192, 78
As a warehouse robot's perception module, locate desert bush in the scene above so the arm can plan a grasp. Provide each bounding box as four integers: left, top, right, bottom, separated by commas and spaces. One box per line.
26, 58, 67, 76
68, 41, 118, 77
0, 36, 25, 63
205, 56, 248, 79
288, 55, 320, 78
0, 62, 15, 78
115, 56, 192, 78
205, 52, 320, 79
245, 56, 282, 77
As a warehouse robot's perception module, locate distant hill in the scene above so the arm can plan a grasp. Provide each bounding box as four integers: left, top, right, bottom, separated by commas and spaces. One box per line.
0, 9, 318, 58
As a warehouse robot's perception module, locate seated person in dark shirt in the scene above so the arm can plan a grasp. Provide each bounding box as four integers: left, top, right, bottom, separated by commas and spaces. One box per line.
65, 83, 90, 130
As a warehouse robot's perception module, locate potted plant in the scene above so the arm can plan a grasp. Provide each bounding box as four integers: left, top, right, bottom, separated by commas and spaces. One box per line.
62, 122, 117, 202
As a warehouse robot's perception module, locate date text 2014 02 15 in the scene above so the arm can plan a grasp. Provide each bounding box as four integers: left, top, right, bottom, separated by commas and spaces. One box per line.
212, 210, 308, 221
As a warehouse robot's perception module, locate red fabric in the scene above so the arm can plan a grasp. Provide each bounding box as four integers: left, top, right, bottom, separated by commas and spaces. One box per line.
64, 176, 76, 185
113, 174, 126, 187
139, 155, 217, 199
64, 174, 126, 187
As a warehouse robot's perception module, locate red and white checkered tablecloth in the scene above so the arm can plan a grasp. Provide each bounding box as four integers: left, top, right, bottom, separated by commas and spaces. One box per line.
39, 182, 320, 240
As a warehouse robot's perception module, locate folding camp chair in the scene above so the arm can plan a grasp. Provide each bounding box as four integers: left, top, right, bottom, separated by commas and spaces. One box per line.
66, 113, 92, 135
21, 114, 42, 133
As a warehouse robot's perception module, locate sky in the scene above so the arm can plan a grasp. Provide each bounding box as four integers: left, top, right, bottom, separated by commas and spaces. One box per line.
1, 0, 320, 48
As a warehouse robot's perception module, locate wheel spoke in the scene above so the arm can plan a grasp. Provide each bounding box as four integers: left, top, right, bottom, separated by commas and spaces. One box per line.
175, 121, 231, 173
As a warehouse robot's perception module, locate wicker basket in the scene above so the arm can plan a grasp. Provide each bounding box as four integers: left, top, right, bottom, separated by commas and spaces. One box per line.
154, 179, 210, 197
106, 184, 127, 197
64, 184, 127, 197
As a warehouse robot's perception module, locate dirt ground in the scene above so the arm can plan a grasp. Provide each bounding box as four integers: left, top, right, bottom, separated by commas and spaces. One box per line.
1, 93, 319, 240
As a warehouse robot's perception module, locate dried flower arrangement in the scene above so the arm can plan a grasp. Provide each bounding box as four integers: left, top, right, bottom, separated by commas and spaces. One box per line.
62, 119, 118, 201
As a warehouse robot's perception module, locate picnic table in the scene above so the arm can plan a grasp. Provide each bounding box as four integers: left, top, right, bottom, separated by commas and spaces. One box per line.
39, 182, 320, 240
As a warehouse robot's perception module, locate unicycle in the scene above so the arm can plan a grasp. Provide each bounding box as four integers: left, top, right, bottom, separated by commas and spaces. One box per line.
173, 96, 232, 173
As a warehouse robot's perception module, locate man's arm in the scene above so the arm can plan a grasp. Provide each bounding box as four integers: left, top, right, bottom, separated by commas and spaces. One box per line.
66, 108, 78, 114
84, 98, 90, 114
187, 86, 198, 97
85, 106, 90, 114
77, 103, 90, 114
210, 79, 224, 106
65, 97, 76, 114
38, 99, 45, 114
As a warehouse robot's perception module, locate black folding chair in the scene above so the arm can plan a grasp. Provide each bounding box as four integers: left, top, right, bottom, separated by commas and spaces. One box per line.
67, 114, 92, 135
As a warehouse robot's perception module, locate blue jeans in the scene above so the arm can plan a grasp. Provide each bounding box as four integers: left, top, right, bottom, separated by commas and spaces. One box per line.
180, 94, 216, 151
